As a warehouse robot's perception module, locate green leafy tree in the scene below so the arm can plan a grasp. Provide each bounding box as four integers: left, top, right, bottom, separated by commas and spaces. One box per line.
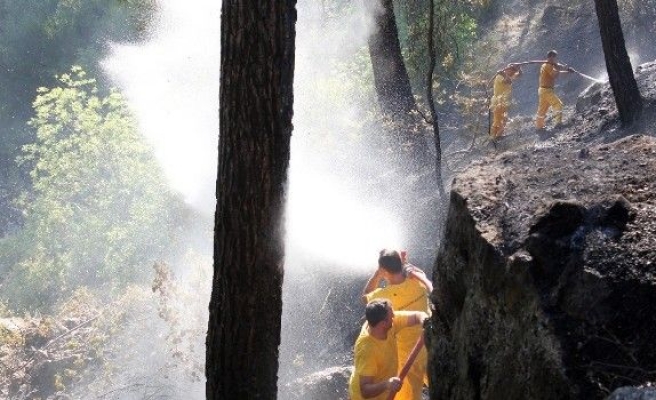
397, 0, 484, 93
1, 67, 183, 311
0, 0, 157, 233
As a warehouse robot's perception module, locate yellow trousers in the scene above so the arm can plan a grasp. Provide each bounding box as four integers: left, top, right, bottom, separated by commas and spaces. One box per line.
535, 88, 563, 129
490, 102, 509, 138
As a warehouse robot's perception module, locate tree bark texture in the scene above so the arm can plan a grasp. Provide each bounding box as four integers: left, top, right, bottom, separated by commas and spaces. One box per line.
365, 0, 427, 164
594, 0, 643, 126
206, 1, 296, 399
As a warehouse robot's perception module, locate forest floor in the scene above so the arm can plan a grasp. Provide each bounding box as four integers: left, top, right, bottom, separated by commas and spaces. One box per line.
0, 266, 206, 400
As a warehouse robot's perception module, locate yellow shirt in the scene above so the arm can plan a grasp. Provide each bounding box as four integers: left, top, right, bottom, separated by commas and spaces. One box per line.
365, 278, 430, 353
491, 70, 519, 108
539, 63, 558, 88
493, 73, 513, 100
349, 312, 413, 400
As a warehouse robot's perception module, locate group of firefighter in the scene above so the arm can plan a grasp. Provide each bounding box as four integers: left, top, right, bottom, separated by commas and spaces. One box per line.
347, 51, 578, 400
348, 249, 433, 400
490, 49, 575, 138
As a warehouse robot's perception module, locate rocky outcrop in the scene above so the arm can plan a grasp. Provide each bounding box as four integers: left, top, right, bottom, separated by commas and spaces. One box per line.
280, 366, 351, 400
607, 387, 656, 400
428, 129, 656, 399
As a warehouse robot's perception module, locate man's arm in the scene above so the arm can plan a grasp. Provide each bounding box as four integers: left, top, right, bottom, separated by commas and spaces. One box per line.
512, 66, 523, 78
409, 311, 429, 326
405, 265, 433, 292
361, 268, 384, 304
556, 63, 574, 73
394, 310, 429, 329
360, 376, 401, 398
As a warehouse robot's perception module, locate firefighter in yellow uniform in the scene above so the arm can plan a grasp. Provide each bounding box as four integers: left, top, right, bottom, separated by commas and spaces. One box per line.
362, 249, 432, 400
490, 63, 522, 138
349, 299, 428, 400
535, 50, 573, 129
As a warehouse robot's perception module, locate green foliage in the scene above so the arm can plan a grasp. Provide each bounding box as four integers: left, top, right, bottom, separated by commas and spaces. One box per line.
396, 0, 489, 98
1, 67, 183, 311
0, 0, 157, 211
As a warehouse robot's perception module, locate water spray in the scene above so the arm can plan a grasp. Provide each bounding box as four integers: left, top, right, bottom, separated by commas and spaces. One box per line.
500, 60, 606, 83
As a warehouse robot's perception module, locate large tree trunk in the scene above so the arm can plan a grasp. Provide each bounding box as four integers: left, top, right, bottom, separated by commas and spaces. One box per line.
206, 1, 296, 399
594, 0, 643, 126
365, 0, 427, 164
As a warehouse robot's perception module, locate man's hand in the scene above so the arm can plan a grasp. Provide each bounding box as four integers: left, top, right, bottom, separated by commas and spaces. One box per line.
387, 377, 402, 393
557, 63, 573, 72
412, 312, 429, 326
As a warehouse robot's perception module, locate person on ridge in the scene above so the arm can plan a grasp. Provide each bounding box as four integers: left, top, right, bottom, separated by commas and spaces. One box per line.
349, 298, 428, 400
361, 249, 432, 400
535, 50, 574, 130
490, 63, 522, 139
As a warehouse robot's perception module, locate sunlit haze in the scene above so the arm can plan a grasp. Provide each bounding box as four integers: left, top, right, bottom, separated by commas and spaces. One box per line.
105, 0, 403, 270
105, 0, 402, 392
103, 0, 220, 214
286, 165, 402, 270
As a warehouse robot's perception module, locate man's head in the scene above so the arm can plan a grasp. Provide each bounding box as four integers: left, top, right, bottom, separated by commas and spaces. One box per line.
378, 249, 403, 274
547, 49, 558, 61
365, 298, 393, 328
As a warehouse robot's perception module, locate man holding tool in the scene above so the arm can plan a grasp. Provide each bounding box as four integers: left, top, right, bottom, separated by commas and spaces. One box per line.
349, 298, 428, 400
535, 49, 574, 130
361, 249, 432, 400
490, 63, 522, 138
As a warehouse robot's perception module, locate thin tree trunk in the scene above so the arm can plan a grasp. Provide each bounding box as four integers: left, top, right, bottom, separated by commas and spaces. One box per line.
593, 0, 643, 126
206, 1, 296, 399
426, 0, 445, 197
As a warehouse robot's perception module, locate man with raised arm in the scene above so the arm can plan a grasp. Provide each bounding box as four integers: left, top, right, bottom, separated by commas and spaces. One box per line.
349, 298, 428, 400
490, 63, 522, 138
361, 249, 432, 400
535, 49, 574, 130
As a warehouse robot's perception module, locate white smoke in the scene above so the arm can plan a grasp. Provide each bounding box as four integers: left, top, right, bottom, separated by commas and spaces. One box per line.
285, 1, 404, 272
103, 0, 220, 214
104, 0, 403, 393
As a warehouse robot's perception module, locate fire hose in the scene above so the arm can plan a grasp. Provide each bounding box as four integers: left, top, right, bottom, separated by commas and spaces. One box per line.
486, 59, 604, 139
386, 334, 425, 400
506, 60, 604, 83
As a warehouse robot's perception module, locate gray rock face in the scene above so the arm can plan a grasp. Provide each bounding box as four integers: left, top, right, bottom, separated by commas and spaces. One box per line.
427, 127, 656, 399
607, 387, 656, 400
280, 366, 351, 400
